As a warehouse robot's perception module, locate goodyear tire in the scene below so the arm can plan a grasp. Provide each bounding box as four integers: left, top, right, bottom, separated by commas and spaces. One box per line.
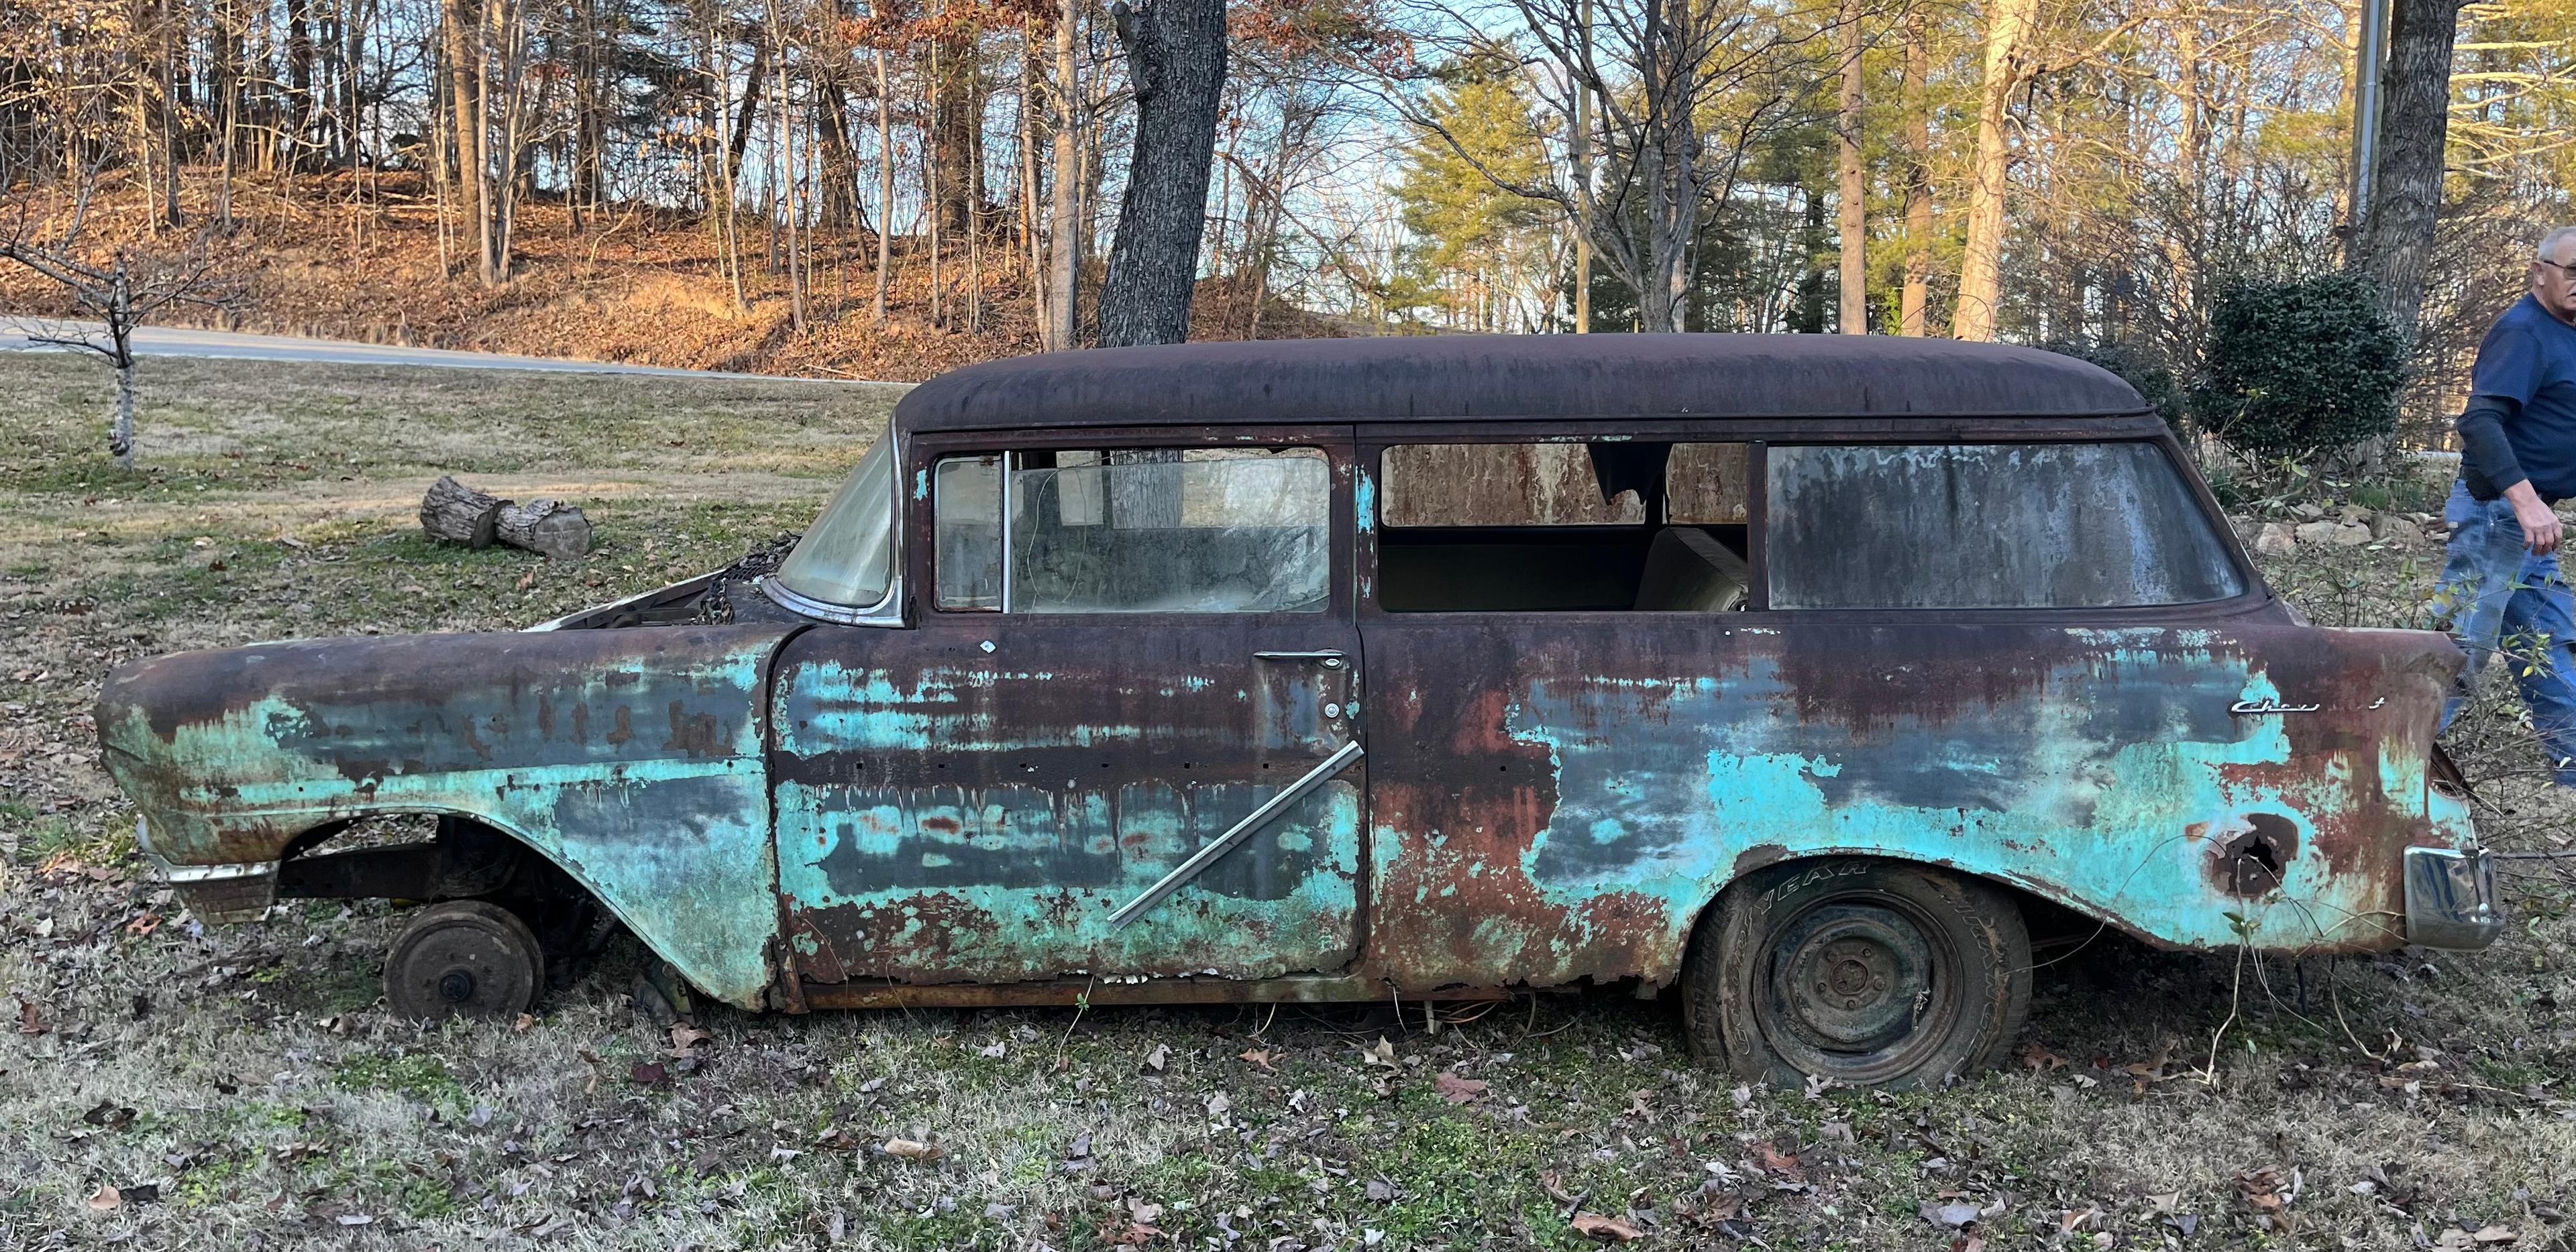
384, 900, 544, 1023
1682, 859, 2029, 1090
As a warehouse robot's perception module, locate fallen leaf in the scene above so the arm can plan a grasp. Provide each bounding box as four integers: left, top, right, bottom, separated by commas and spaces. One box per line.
1434, 1072, 1489, 1105
1141, 1043, 1171, 1073
2061, 1206, 2100, 1233
2472, 1225, 2518, 1244
629, 1062, 669, 1086
1752, 1141, 1801, 1178
513, 1013, 533, 1032
123, 911, 162, 937
2020, 1041, 2068, 1071
881, 1138, 939, 1159
17, 999, 46, 1035
1205, 1092, 1231, 1117
979, 1040, 1008, 1059
2124, 1040, 2176, 1082
88, 1185, 122, 1211
669, 1024, 711, 1056
1362, 1036, 1397, 1067
1571, 1213, 1644, 1242
1922, 1200, 1980, 1229
2145, 1192, 2181, 1213
1239, 1048, 1277, 1072
80, 1102, 136, 1131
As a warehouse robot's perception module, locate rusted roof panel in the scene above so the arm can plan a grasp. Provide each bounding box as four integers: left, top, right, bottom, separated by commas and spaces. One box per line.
895, 335, 2151, 434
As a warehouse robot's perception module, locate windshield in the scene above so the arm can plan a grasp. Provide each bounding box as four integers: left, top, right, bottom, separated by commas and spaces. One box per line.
774, 437, 896, 608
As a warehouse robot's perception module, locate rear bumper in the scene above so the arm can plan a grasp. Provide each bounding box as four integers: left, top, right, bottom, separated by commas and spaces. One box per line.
2403, 846, 2503, 950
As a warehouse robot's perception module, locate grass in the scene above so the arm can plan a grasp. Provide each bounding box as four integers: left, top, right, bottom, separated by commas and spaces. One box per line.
1, 352, 2572, 1249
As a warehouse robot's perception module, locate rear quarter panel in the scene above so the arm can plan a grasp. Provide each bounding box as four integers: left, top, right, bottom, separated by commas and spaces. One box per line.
1360, 618, 2466, 990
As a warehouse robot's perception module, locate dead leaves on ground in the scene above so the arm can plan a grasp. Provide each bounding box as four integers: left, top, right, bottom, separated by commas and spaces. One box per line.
1570, 1212, 1645, 1242
1432, 1070, 1489, 1105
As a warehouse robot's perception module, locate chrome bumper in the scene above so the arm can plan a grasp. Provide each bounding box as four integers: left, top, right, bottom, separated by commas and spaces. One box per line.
138, 817, 277, 923
2403, 847, 2503, 950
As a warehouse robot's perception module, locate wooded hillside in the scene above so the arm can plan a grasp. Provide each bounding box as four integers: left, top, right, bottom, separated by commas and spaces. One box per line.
2, 0, 2572, 401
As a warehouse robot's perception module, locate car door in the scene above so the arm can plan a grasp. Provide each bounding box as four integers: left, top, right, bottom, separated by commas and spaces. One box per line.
770, 430, 1365, 988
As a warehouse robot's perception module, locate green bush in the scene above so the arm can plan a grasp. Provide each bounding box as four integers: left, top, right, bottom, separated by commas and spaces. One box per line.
2190, 273, 2408, 458
2042, 337, 2182, 429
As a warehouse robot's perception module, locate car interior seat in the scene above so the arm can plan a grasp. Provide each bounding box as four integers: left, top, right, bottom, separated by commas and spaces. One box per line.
1632, 526, 1750, 612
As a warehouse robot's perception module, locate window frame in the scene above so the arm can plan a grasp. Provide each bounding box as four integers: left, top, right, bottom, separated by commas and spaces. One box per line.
1352, 418, 2268, 625
906, 424, 1358, 624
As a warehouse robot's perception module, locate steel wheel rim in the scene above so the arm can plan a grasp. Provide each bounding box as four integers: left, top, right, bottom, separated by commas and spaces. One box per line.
1756, 891, 1963, 1084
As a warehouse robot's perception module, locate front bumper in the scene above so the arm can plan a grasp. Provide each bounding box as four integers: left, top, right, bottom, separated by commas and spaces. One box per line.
2403, 846, 2503, 950
138, 817, 276, 923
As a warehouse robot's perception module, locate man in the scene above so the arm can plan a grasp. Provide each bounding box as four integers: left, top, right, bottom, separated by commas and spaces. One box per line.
2434, 225, 2576, 783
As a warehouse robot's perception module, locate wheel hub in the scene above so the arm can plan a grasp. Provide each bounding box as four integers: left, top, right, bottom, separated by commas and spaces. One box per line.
1773, 903, 1933, 1054
439, 970, 478, 1003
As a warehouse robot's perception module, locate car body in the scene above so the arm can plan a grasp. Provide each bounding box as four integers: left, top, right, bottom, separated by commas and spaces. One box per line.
97, 335, 2502, 1083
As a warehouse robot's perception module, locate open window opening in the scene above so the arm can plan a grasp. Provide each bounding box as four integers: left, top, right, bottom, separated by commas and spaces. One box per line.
935, 447, 1332, 614
1375, 441, 1752, 612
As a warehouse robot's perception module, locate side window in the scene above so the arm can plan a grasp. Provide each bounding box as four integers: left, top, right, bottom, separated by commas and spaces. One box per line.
934, 448, 1330, 614
1765, 442, 2246, 610
1375, 441, 1751, 612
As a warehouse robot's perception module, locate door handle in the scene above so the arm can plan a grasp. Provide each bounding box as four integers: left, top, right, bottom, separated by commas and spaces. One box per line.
1254, 649, 1346, 669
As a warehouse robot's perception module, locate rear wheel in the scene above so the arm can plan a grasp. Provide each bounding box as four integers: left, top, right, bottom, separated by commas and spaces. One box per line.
384, 900, 544, 1023
1682, 859, 2029, 1089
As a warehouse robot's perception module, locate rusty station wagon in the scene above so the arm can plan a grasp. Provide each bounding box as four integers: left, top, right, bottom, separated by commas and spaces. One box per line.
97, 335, 2503, 1088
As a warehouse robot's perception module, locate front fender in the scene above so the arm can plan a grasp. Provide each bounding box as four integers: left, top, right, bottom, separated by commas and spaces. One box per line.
97, 625, 800, 1008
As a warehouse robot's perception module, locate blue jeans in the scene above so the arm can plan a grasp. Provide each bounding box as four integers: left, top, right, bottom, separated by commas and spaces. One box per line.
2432, 479, 2576, 784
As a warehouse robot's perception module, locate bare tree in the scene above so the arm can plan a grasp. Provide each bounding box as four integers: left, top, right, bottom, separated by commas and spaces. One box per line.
1952, 0, 2039, 341
1898, 0, 1931, 336
2353, 0, 2469, 344
2, 219, 237, 469
1097, 0, 1230, 347
1835, 0, 1866, 333
1397, 0, 1817, 333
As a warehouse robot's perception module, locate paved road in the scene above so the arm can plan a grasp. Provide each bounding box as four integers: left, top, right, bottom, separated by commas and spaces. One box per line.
0, 318, 874, 383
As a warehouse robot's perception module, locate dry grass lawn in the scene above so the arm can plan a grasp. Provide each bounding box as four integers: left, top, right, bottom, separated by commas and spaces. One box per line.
1, 351, 2571, 1250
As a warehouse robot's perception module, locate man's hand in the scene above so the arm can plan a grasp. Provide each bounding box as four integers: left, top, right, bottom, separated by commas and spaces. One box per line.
2507, 480, 2565, 555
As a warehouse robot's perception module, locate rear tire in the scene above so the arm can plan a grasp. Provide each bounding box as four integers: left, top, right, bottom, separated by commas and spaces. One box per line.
384, 900, 544, 1023
1682, 859, 2029, 1089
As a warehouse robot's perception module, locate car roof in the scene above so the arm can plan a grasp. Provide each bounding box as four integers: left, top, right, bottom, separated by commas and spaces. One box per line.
892, 333, 2152, 435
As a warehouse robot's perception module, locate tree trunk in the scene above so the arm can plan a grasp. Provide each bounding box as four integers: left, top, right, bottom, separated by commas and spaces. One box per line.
1837, 0, 1867, 335
1045, 0, 1080, 349
1899, 1, 1930, 336
1953, 0, 2038, 341
110, 281, 138, 469
1097, 0, 1228, 347
2355, 0, 2466, 344
443, 0, 488, 284
873, 47, 895, 325
2161, 15, 2202, 344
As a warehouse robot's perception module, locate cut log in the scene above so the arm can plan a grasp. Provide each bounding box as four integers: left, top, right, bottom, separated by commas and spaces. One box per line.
496, 498, 594, 560
421, 476, 505, 548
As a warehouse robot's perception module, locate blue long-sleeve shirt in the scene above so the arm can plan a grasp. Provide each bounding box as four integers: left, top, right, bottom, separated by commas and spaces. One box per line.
2459, 294, 2576, 502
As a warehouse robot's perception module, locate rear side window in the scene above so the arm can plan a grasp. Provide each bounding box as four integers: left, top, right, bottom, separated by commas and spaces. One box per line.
934, 448, 1330, 614
1766, 442, 2244, 610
